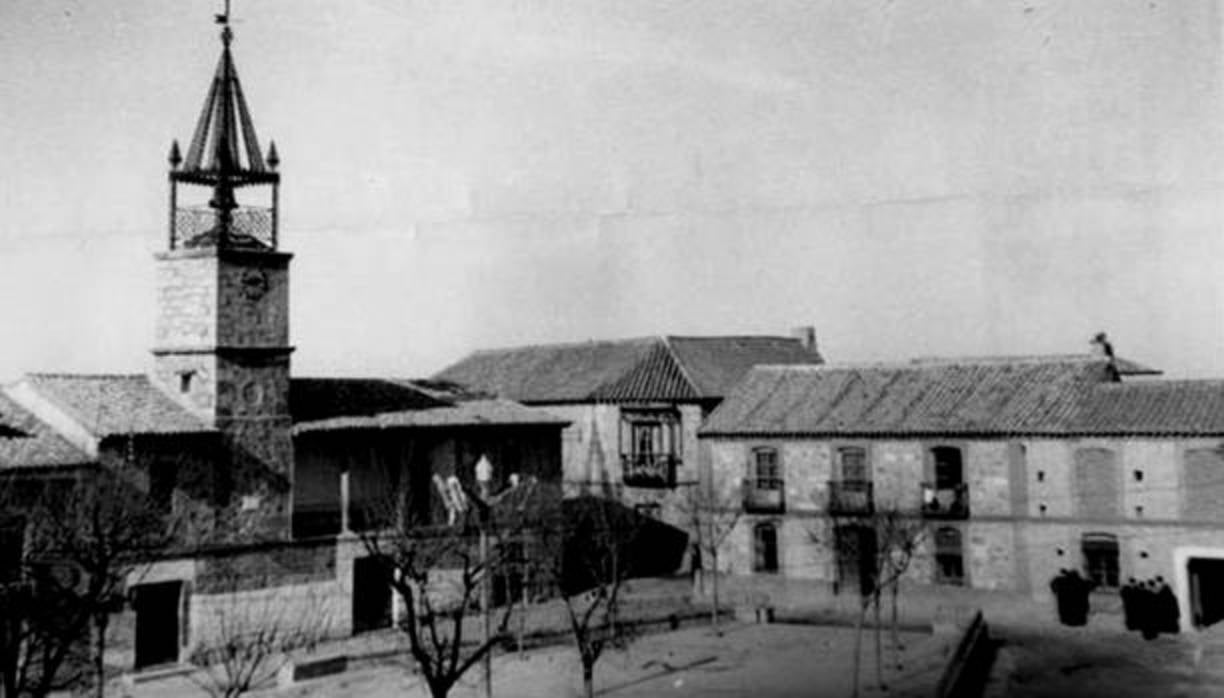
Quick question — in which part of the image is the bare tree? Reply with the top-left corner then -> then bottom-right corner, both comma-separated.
545,496 -> 643,698
188,569 -> 332,698
825,504 -> 926,698
677,473 -> 743,634
0,461 -> 177,698
356,474 -> 549,698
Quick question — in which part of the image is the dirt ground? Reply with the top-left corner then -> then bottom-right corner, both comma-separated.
274,623 -> 940,698
991,621 -> 1224,698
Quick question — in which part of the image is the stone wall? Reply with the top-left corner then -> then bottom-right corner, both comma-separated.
706,434 -> 1224,608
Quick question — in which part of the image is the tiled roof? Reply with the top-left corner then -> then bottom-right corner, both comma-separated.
1073,380 -> 1224,436
294,399 -> 570,435
907,354 -> 1160,376
435,335 -> 823,404
701,358 -> 1116,437
289,378 -> 450,424
24,374 -> 213,437
0,393 -> 94,469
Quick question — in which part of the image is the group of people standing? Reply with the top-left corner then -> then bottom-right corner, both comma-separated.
1121,576 -> 1180,639
1049,569 -> 1181,637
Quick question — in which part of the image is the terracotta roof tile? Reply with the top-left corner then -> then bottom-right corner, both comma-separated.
1073,380 -> 1224,436
0,393 -> 93,469
435,335 -> 822,404
25,374 -> 212,437
702,358 -> 1115,437
293,399 -> 570,435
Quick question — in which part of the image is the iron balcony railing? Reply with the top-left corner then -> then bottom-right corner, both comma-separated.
743,478 -> 786,513
621,453 -> 679,489
827,480 -> 874,516
171,204 -> 276,250
922,482 -> 970,519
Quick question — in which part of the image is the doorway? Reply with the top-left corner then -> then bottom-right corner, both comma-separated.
352,556 -> 392,634
1189,557 -> 1224,629
834,524 -> 877,597
133,581 -> 182,669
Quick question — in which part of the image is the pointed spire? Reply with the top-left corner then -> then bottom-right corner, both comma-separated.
168,140 -> 182,170
177,18 -> 272,183
266,141 -> 279,170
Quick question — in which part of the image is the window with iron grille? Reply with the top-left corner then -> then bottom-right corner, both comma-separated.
1082,533 -> 1120,589
934,526 -> 965,586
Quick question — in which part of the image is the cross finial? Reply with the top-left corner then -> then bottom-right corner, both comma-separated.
216,0 -> 233,45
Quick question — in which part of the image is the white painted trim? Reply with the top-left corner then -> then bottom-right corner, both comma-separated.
3,380 -> 99,458
1172,545 -> 1224,634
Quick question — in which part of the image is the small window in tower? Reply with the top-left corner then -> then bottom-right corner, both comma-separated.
179,371 -> 194,394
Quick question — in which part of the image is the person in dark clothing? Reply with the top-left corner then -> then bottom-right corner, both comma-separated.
1156,577 -> 1180,634
1051,569 -> 1072,625
1065,570 -> 1094,626
1140,579 -> 1160,640
1121,577 -> 1139,631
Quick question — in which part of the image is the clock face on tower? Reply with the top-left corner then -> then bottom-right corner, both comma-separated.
240,269 -> 269,301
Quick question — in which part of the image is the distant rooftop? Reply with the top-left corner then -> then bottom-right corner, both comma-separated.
435,335 -> 823,404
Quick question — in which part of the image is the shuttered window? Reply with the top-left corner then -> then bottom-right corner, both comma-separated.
1074,448 -> 1120,519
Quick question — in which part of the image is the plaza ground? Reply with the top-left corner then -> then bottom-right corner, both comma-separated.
107,575 -> 1224,697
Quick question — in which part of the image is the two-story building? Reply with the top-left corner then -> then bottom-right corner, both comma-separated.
699,353 -> 1224,631
435,331 -> 823,526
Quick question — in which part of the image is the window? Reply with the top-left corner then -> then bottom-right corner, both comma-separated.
1074,448 -> 1120,519
838,447 -> 868,482
178,371 -> 194,394
1081,533 -> 1120,589
931,447 -> 964,488
753,522 -> 779,573
753,448 -> 782,490
620,410 -> 681,487
934,526 -> 965,586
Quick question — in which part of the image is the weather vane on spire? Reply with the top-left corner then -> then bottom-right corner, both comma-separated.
215,0 -> 233,44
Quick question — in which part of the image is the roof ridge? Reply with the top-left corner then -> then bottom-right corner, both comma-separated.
753,356 -> 1112,372
463,336 -> 662,356
27,372 -> 147,380
660,336 -> 702,397
664,334 -> 797,341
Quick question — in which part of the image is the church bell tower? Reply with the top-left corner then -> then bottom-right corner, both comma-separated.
153,13 -> 293,538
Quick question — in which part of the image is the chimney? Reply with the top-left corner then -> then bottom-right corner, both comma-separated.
792,326 -> 818,354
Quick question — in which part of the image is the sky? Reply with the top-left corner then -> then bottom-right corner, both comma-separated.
2,0 -> 1224,380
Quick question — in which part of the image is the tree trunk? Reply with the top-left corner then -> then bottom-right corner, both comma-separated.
891,582 -> 902,670
851,598 -> 867,698
873,593 -> 885,690
583,660 -> 595,698
92,610 -> 109,698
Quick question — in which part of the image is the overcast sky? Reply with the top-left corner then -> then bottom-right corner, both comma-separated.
2,0 -> 1224,380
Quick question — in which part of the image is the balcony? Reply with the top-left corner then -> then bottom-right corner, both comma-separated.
921,482 -> 969,519
743,478 -> 786,513
621,453 -> 679,489
828,480 -> 874,516
171,204 -> 276,250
